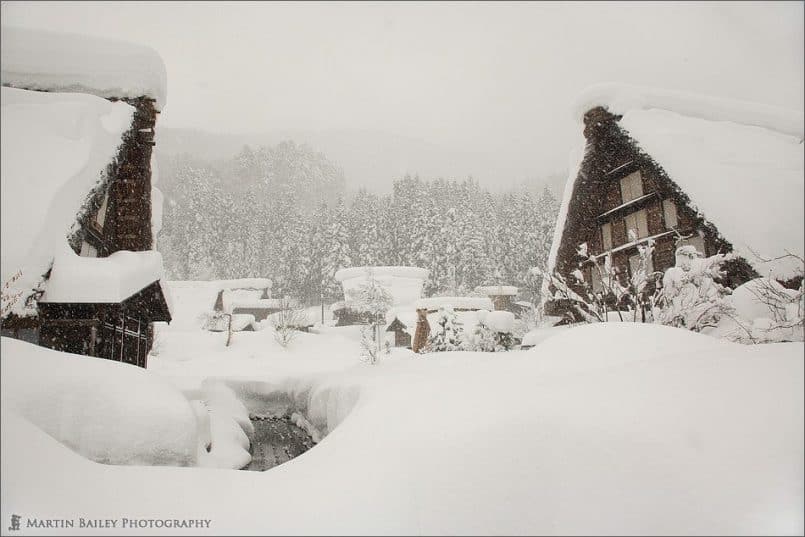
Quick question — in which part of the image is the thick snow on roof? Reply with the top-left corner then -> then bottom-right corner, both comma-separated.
337,266 -> 428,307
621,108 -> 804,278
1,26 -> 167,110
1,87 -> 134,314
575,83 -> 804,138
215,278 -> 273,290
551,83 -> 805,278
334,266 -> 429,282
41,249 -> 165,304
415,296 -> 494,311
475,285 -> 518,296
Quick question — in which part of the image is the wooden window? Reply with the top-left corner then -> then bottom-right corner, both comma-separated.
624,209 -> 649,240
620,171 -> 643,203
79,241 -> 97,257
94,194 -> 109,230
601,222 -> 613,251
662,199 -> 678,229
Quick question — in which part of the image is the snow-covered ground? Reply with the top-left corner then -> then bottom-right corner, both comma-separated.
2,290 -> 803,535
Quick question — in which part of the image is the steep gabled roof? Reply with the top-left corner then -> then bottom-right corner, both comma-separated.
550,83 -> 804,279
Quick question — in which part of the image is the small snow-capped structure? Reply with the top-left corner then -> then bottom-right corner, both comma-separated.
333,266 -> 428,326
211,278 -> 277,321
475,285 -> 518,312
1,28 -> 171,367
547,83 -> 804,318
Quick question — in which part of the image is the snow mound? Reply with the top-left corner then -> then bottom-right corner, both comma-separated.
574,82 -> 804,138
728,278 -> 801,322
1,87 -> 134,315
0,337 -> 197,466
484,310 -> 515,332
41,249 -> 165,303
529,322 -> 736,373
520,325 -> 571,348
1,26 -> 168,110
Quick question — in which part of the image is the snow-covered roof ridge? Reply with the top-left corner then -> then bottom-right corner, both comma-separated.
574,82 -> 804,139
1,25 -> 167,111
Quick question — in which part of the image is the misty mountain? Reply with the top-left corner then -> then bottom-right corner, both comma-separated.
154,127 -> 567,195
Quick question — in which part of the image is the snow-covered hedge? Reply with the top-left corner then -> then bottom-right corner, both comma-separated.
1,337 -> 198,466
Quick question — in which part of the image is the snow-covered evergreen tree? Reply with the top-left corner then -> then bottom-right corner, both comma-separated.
427,306 -> 464,352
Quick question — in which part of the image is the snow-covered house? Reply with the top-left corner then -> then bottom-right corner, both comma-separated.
333,266 -> 428,326
0,27 -> 171,367
212,278 -> 278,321
547,84 -> 804,318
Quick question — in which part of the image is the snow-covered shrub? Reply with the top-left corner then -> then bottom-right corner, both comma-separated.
655,246 -> 734,332
359,323 -> 389,365
715,277 -> 804,344
271,298 -> 308,348
427,306 -> 465,352
470,310 -> 516,352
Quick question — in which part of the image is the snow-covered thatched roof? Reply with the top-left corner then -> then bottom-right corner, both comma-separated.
1,26 -> 168,110
1,87 -> 137,316
550,83 -> 804,279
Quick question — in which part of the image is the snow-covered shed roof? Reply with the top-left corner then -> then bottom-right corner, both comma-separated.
475,285 -> 518,297
41,250 -> 166,305
550,83 -> 804,279
415,296 -> 494,311
1,87 -> 135,315
1,26 -> 167,111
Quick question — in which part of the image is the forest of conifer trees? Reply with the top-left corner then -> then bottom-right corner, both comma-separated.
157,142 -> 559,305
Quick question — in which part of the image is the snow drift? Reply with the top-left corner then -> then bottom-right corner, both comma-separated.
1,337 -> 198,466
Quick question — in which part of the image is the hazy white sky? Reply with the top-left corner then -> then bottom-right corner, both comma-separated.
2,1 -> 803,184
